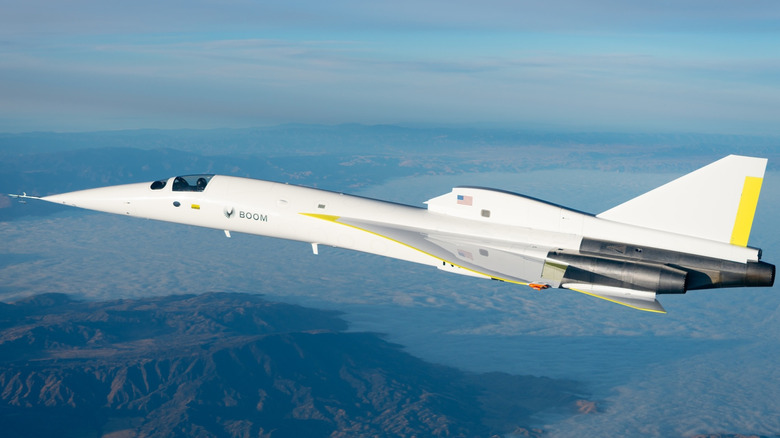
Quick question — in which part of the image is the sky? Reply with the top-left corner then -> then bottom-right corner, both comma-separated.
1,0 -> 779,134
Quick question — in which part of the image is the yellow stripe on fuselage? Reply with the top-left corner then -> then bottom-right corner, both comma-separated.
730,176 -> 763,247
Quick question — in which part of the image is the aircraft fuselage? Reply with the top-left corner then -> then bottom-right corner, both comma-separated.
31,155 -> 775,313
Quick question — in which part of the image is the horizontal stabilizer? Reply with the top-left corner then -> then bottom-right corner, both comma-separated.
597,155 -> 767,246
562,283 -> 666,313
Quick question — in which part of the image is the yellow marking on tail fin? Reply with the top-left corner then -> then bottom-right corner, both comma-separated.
730,176 -> 763,247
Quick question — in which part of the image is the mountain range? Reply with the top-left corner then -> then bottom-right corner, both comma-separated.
0,292 -> 591,437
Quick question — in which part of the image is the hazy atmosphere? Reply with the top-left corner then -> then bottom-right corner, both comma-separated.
1,1 -> 779,437
2,0 -> 780,133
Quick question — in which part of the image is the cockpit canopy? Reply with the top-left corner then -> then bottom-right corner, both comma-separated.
150,174 -> 214,192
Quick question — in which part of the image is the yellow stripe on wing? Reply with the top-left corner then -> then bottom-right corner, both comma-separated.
301,213 -> 341,222
302,213 -> 666,312
730,176 -> 763,247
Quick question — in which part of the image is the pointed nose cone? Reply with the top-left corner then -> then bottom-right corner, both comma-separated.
42,182 -> 152,215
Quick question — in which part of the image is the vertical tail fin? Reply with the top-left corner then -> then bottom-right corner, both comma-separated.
597,155 -> 767,246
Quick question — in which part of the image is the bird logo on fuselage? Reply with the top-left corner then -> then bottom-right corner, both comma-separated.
224,207 -> 235,219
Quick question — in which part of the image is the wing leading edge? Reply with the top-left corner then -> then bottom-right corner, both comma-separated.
301,213 -> 549,285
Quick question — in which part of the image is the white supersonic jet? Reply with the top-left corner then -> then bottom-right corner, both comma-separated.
12,155 -> 774,313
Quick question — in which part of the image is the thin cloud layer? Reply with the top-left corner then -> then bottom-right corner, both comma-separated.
0,1 -> 779,132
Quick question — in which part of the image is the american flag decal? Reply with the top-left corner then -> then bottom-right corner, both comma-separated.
457,194 -> 473,206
